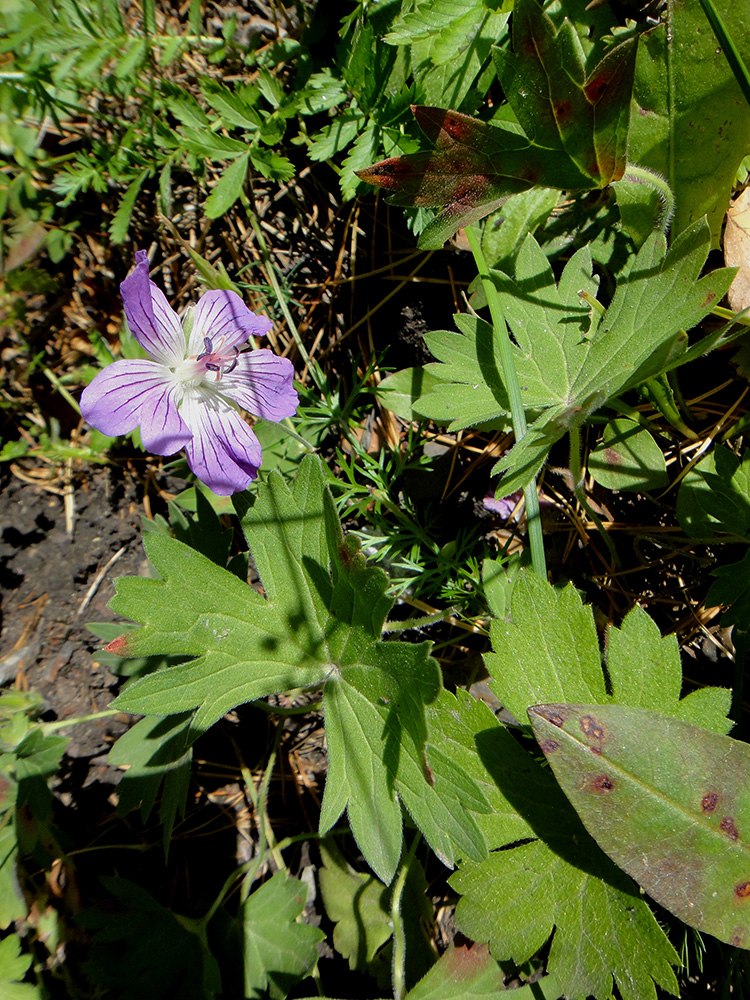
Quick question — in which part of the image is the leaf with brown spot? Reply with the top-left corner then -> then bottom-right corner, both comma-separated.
356,0 -> 639,248
529,702 -> 750,948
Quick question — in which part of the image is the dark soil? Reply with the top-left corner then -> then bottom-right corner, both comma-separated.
0,466 -> 143,757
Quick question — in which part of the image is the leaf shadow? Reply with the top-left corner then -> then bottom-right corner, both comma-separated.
474,724 -> 644,900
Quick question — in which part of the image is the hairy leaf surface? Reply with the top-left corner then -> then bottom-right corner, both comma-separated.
109,456 -> 487,883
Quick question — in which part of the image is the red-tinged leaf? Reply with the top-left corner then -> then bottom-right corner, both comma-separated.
356,107 -> 592,249
407,941 -> 562,1000
528,702 -> 750,949
104,634 -> 132,656
357,0 -> 639,248
496,1 -> 637,184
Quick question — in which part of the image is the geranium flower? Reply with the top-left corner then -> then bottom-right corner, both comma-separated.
81,250 -> 298,495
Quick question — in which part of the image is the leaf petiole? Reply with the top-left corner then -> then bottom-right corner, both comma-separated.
465,226 -> 546,579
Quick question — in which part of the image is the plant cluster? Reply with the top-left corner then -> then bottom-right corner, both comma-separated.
3,0 -> 750,999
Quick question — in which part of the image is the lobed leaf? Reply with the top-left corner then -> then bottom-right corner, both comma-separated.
109,456 -> 487,883
357,0 -> 639,247
241,872 -> 324,999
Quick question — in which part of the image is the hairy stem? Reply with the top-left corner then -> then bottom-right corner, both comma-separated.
466,226 -> 547,579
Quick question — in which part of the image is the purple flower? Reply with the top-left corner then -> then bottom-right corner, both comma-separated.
81,251 -> 298,495
483,486 -> 523,520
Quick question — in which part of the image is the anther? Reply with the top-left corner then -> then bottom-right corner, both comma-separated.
223,347 -> 240,375
196,336 -> 214,361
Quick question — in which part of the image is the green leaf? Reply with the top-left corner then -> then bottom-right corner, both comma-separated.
491,219 -> 734,493
178,127 -> 249,160
357,0 -> 638,247
436,689 -> 680,1000
606,604 -> 732,734
0,935 -> 40,1000
487,570 -> 732,734
528,702 -> 750,948
204,152 -> 250,218
385,0 -> 489,46
107,714 -> 193,854
481,187 -> 560,272
109,169 -> 149,244
485,570 -> 606,726
480,555 -> 520,620
108,456 -> 485,883
411,7 -> 509,111
318,842 -> 392,975
200,80 -> 260,130
249,147 -> 295,182
677,445 -> 750,538
308,110 -> 364,162
376,367 -> 442,421
707,548 -> 750,627
0,825 -> 25,929
242,871 -> 324,999
81,877 -> 221,1000
414,314 -> 510,431
629,2 -> 750,243
589,417 -> 668,492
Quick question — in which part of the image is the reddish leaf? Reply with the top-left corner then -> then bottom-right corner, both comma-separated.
356,0 -> 639,248
529,702 -> 750,949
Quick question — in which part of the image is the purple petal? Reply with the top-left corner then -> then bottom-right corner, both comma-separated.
181,399 -> 262,495
80,359 -> 191,455
219,350 -> 299,421
483,487 -> 523,519
189,290 -> 273,355
121,250 -> 185,365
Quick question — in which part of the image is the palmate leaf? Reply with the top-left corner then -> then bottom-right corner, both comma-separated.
241,872 -> 324,999
108,456 -> 487,883
528,703 -> 750,949
356,0 -> 638,248
416,217 -> 734,492
439,571 -> 732,999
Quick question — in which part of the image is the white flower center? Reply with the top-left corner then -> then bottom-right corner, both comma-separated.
172,335 -> 240,389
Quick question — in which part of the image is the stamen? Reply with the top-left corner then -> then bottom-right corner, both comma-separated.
205,362 -> 221,372
223,347 -> 240,375
196,336 -> 214,361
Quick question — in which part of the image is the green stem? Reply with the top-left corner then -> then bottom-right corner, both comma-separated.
44,367 -> 81,416
42,709 -> 119,734
569,426 -> 619,568
621,165 -> 675,234
391,832 -> 421,1000
641,373 -> 698,440
697,0 -> 750,109
465,226 -> 546,579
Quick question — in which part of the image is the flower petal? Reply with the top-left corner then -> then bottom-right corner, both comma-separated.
219,350 -> 299,421
121,250 -> 185,365
80,359 -> 191,455
181,396 -> 262,495
189,290 -> 273,355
